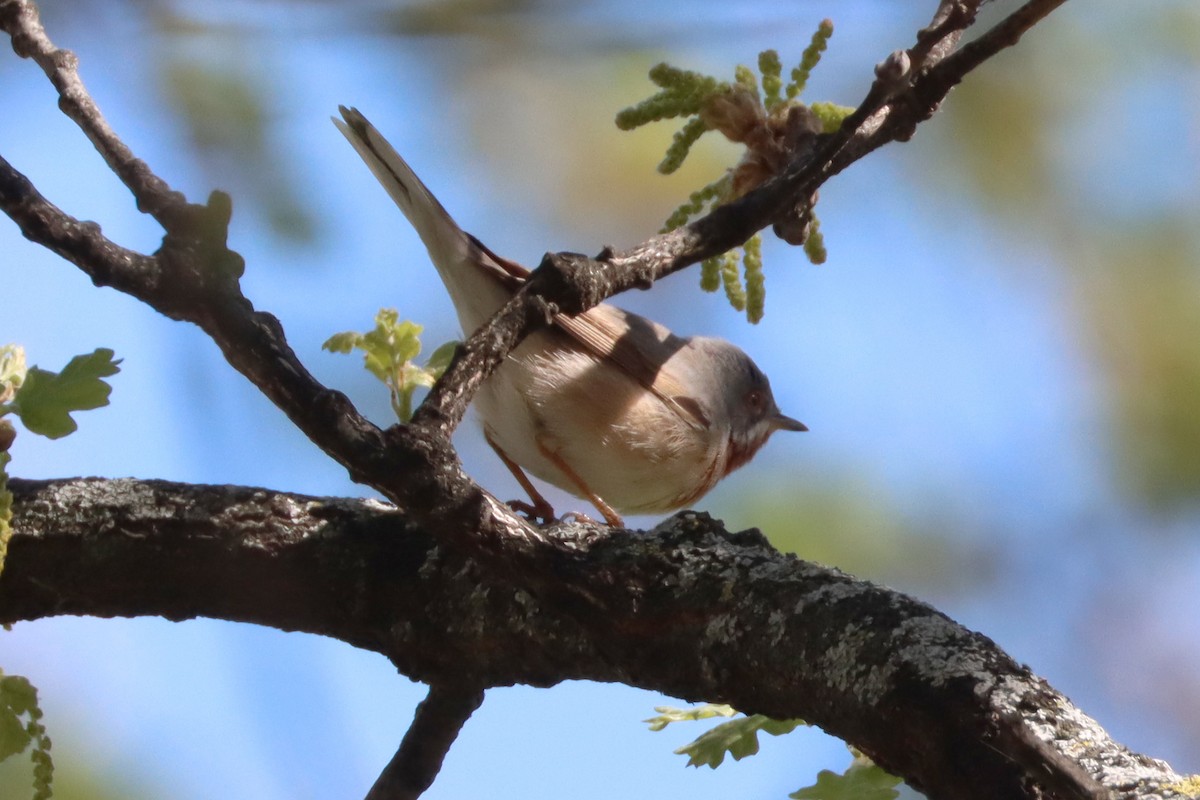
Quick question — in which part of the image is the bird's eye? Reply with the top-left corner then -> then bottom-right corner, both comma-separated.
745,389 -> 766,414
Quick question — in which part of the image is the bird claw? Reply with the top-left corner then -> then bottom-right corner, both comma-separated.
506,498 -> 557,525
505,500 -> 620,529
560,510 -> 606,526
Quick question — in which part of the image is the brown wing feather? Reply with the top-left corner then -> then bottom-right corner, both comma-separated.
554,305 -> 709,431
466,227 -> 707,432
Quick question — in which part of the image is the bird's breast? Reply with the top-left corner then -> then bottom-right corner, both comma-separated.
481,341 -> 730,514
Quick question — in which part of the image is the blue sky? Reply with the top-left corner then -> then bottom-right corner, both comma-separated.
2,1 -> 1198,798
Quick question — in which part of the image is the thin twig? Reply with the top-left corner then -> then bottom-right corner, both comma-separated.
0,152 -> 158,282
919,0 -> 1072,101
365,685 -> 486,800
468,0 -> 1070,324
0,0 -> 186,226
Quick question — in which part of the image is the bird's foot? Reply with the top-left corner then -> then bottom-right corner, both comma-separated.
506,498 -> 557,525
563,508 -> 624,528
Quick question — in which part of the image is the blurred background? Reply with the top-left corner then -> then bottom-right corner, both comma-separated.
2,1 -> 1198,798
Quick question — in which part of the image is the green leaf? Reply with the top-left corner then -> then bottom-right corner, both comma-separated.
11,349 -> 120,438
0,671 -> 54,798
389,320 -> 424,365
0,704 -> 31,762
0,345 -> 27,405
321,331 -> 359,354
0,674 -> 37,716
0,674 -> 37,761
671,712 -> 806,769
790,755 -> 902,800
325,310 -> 457,422
424,341 -> 460,378
645,704 -> 738,731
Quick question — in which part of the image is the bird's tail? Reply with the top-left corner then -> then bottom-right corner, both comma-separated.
335,106 -> 526,331
333,106 -> 477,283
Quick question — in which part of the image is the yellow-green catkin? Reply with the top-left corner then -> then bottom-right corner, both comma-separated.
700,256 -> 721,292
615,92 -> 679,129
743,235 -> 765,323
809,101 -> 855,133
615,65 -> 723,130
734,64 -> 759,96
788,19 -> 834,99
720,250 -> 746,311
658,116 -> 709,174
758,50 -> 783,110
803,215 -> 827,265
662,175 -> 731,232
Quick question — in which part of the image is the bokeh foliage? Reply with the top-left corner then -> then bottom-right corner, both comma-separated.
926,5 -> 1200,515
4,2 -> 1199,798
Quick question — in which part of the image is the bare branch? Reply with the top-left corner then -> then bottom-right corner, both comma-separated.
0,152 -> 158,284
918,0 -> 1072,102
366,685 -> 486,800
0,0 -> 185,226
0,146 -> 400,495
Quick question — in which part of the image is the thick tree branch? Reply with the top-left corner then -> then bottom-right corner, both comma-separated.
2,478 -> 1190,800
366,685 -> 486,800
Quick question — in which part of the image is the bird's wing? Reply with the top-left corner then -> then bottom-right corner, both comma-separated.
555,304 -> 711,431
472,235 -> 708,430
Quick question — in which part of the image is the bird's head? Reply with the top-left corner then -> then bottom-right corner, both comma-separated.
685,337 -> 806,475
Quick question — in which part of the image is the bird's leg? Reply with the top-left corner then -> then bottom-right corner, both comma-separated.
535,441 -> 625,528
485,433 -> 557,524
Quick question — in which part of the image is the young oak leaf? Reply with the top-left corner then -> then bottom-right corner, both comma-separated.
667,711 -> 806,769
6,348 -> 120,439
0,345 -> 27,404
0,673 -> 36,761
0,671 -> 54,800
645,704 -> 738,731
789,753 -> 901,800
324,309 -> 459,423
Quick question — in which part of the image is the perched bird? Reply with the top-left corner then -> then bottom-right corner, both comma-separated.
335,106 -> 805,527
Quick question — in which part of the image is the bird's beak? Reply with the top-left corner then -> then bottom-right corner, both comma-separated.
772,413 -> 808,432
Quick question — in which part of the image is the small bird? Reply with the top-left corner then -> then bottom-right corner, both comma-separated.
335,106 -> 805,527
